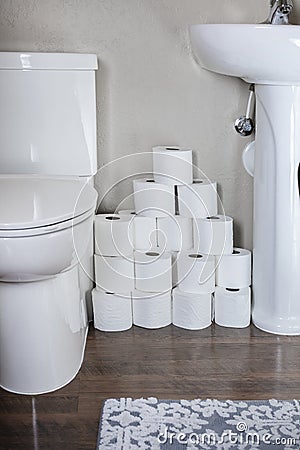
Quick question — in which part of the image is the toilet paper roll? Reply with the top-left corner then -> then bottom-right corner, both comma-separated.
118,209 -> 136,216
133,178 -> 175,217
172,287 -> 212,330
178,180 -> 218,218
92,288 -> 132,332
216,248 -> 252,288
194,215 -> 233,255
134,251 -> 172,293
214,286 -> 251,328
116,212 -> 158,250
94,254 -> 135,294
134,215 -> 158,251
177,250 -> 215,294
132,290 -> 172,329
94,214 -> 134,257
152,146 -> 193,185
157,216 -> 193,252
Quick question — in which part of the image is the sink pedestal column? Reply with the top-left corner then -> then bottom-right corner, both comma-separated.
252,85 -> 300,334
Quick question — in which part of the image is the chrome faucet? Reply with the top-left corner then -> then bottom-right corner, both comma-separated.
265,0 -> 293,24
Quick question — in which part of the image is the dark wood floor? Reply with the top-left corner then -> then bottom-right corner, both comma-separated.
1,323 -> 300,449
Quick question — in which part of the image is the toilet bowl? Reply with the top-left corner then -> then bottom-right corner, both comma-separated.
0,52 -> 98,394
0,175 -> 98,394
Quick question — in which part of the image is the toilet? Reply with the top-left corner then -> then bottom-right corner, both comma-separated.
0,52 -> 98,395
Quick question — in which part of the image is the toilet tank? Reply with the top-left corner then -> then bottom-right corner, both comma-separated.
0,52 -> 97,176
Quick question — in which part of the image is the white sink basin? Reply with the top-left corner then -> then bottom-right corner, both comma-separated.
189,24 -> 300,84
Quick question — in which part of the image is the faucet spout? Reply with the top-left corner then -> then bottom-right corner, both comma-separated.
266,0 -> 293,24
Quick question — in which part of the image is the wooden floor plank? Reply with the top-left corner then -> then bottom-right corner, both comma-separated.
1,323 -> 300,449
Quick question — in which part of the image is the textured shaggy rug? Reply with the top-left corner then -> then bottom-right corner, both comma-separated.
97,398 -> 300,449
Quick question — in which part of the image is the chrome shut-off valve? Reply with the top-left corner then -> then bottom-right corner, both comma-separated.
235,84 -> 255,137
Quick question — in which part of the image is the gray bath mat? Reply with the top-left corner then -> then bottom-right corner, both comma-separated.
97,397 -> 300,449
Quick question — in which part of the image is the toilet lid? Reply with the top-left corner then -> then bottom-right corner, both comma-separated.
0,176 -> 98,230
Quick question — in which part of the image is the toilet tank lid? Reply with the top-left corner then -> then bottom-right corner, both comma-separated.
0,52 -> 98,70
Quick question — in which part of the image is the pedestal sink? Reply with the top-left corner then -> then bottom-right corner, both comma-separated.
190,24 -> 300,335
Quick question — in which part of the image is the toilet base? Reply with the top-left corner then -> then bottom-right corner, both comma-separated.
0,266 -> 89,395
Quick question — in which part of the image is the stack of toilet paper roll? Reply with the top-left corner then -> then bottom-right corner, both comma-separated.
214,248 -> 252,328
133,251 -> 172,329
92,213 -> 173,331
173,251 -> 215,330
92,145 -> 252,332
92,213 -> 135,332
133,146 -> 218,219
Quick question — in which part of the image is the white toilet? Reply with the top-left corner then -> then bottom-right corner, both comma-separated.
0,52 -> 98,395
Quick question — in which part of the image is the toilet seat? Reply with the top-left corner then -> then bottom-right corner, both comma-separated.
0,175 -> 98,237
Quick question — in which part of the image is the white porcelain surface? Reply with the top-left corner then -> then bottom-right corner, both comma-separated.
0,51 -> 97,70
0,52 -> 97,176
190,24 -> 300,334
189,24 -> 300,84
0,52 -> 98,393
0,266 -> 88,395
242,141 -> 255,177
0,176 -> 97,229
0,212 -> 94,282
252,85 -> 300,335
